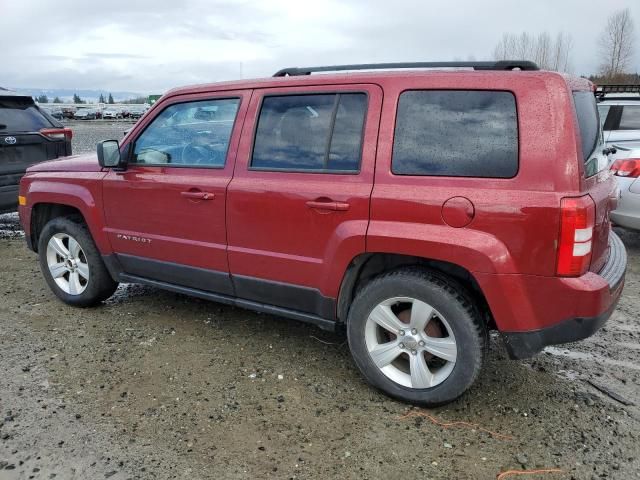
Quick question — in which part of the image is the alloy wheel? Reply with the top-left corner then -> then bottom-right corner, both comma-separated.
364,297 -> 457,389
46,233 -> 89,295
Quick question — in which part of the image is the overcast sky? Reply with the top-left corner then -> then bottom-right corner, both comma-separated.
2,0 -> 639,94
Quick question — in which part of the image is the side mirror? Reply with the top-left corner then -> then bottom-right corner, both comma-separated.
97,140 -> 124,168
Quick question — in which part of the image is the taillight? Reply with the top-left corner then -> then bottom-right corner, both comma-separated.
610,158 -> 640,177
40,128 -> 73,141
556,195 -> 595,277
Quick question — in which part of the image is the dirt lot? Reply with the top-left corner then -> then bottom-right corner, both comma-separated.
0,123 -> 639,479
63,120 -> 133,154
1,221 -> 639,480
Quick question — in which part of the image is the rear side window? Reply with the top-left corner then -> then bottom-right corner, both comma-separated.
572,92 -> 600,162
251,93 -> 367,172
0,98 -> 54,132
392,90 -> 518,178
619,106 -> 640,130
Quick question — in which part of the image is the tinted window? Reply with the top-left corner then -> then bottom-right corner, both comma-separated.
597,104 -> 610,129
132,98 -> 239,167
573,92 -> 600,162
0,98 -> 54,132
392,90 -> 518,177
619,106 -> 640,130
251,93 -> 367,172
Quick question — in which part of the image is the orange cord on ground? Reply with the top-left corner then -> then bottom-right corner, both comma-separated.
496,468 -> 565,479
399,410 -> 514,440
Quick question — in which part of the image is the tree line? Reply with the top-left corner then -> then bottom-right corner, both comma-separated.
36,93 -> 147,104
493,7 -> 636,83
36,93 -> 116,104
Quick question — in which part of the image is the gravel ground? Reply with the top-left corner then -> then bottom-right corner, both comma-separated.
63,120 -> 135,154
0,123 -> 639,479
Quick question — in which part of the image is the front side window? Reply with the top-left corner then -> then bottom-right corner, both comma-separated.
392,90 -> 518,178
619,105 -> 640,130
251,93 -> 367,172
132,98 -> 240,167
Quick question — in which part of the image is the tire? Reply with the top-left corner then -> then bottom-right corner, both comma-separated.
347,267 -> 486,406
38,217 -> 118,307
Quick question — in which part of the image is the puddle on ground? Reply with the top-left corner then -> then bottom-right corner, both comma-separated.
555,368 -> 582,381
616,341 -> 640,351
611,323 -> 640,334
544,346 -> 640,371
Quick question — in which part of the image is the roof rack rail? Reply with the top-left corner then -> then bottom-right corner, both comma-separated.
273,60 -> 539,77
595,84 -> 640,95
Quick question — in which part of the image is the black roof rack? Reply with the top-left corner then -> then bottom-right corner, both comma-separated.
596,84 -> 640,93
595,84 -> 640,95
273,60 -> 539,77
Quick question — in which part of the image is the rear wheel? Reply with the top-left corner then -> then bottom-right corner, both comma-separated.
347,267 -> 486,406
38,217 -> 118,307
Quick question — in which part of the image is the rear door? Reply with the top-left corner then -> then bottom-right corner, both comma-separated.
102,91 -> 250,295
226,84 -> 382,317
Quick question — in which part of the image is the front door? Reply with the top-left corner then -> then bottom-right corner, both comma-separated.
102,91 -> 250,295
227,84 -> 382,317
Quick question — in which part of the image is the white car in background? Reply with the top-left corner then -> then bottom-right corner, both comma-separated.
597,85 -> 640,147
609,142 -> 640,231
103,109 -> 122,120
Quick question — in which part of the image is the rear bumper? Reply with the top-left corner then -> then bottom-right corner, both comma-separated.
476,231 -> 627,359
502,296 -> 620,359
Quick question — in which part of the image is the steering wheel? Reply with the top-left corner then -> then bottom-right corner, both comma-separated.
180,143 -> 210,165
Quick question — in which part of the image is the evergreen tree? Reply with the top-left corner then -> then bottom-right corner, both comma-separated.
72,93 -> 84,104
99,93 -> 106,103
52,96 -> 63,103
36,94 -> 49,103
108,93 -> 115,104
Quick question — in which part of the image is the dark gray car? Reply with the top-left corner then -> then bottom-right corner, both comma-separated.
0,89 -> 72,212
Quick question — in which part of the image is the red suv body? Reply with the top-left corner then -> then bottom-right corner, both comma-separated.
18,62 -> 627,405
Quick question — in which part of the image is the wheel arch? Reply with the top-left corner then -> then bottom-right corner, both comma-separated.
336,253 -> 494,329
30,203 -> 85,252
25,179 -> 110,254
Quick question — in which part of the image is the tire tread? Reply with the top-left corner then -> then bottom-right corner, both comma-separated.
38,216 -> 118,307
346,266 -> 487,406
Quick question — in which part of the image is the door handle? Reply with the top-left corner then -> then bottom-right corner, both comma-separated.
305,200 -> 350,211
181,191 -> 215,200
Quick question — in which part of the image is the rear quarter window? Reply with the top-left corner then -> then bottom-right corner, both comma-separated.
573,91 -> 604,176
0,98 -> 54,132
392,90 -> 518,178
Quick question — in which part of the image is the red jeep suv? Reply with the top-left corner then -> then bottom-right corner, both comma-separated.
18,61 -> 627,405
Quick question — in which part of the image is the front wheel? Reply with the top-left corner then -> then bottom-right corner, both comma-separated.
38,217 -> 118,307
347,268 -> 486,406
